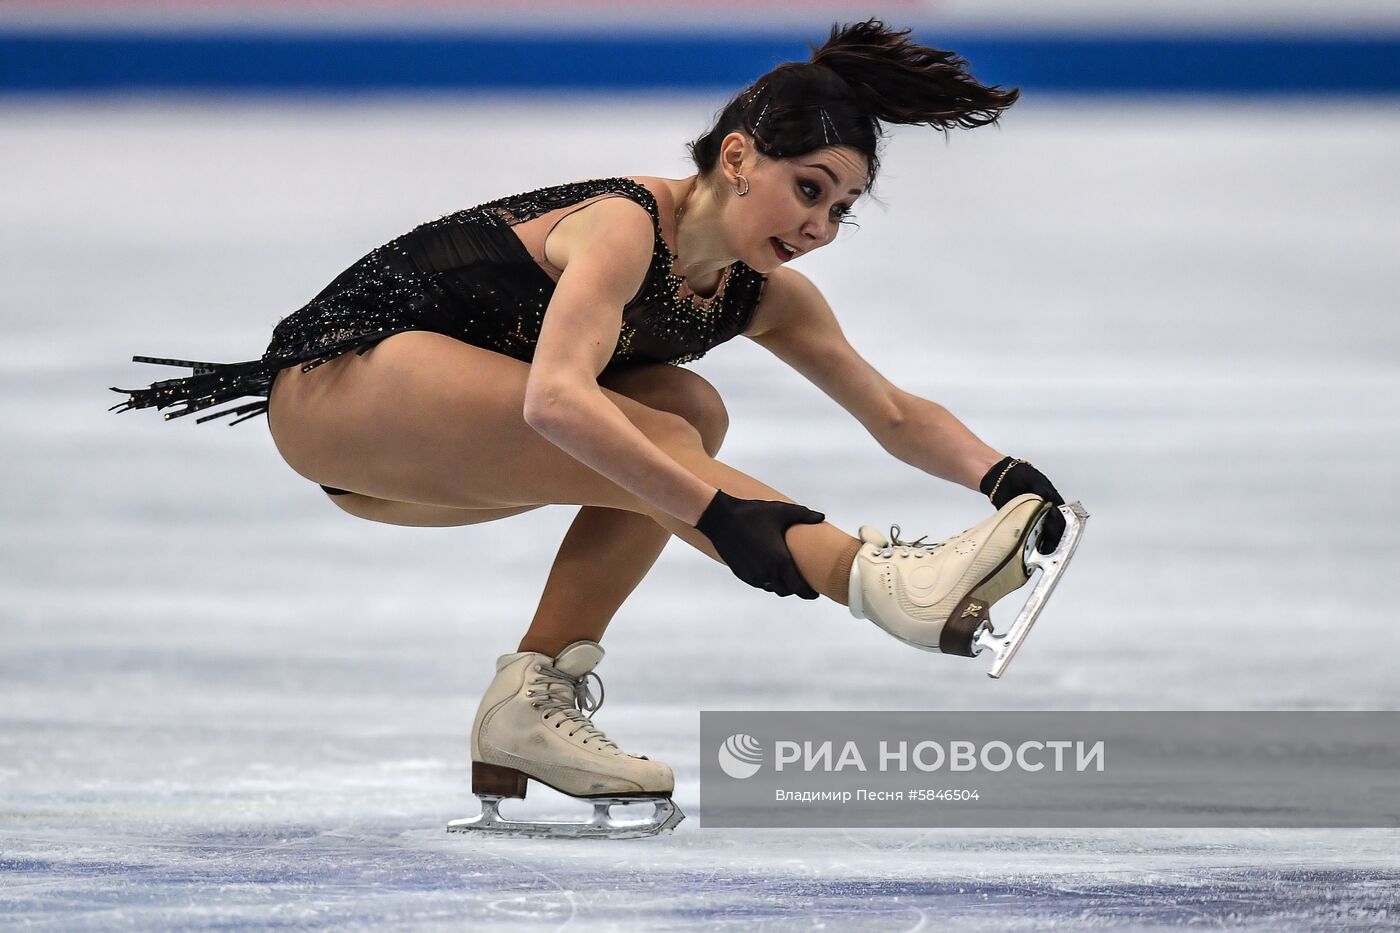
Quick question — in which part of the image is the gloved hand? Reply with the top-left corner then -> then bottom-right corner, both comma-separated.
694,489 -> 825,599
979,457 -> 1066,554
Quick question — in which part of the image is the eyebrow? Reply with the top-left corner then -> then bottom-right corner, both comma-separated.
804,163 -> 863,197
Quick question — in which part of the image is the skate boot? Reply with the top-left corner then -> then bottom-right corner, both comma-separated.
849,493 -> 1087,675
446,640 -> 683,839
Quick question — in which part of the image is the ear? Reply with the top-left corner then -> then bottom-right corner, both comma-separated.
718,132 -> 749,183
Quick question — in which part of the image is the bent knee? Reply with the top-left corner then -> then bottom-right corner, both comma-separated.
606,365 -> 729,456
634,406 -> 711,458
687,385 -> 730,456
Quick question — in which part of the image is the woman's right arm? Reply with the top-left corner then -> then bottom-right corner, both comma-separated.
521,198 -> 717,525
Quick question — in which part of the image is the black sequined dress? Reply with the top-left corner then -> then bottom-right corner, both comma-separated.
109,178 -> 766,427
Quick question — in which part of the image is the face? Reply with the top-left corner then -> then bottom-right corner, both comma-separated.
718,134 -> 868,272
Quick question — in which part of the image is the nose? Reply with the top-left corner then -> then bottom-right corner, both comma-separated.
800,212 -> 836,245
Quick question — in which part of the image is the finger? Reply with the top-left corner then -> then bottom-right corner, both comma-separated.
774,565 -> 799,597
1036,510 -> 1066,554
778,503 -> 824,525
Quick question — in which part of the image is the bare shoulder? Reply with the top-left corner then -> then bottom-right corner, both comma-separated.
545,194 -> 655,277
623,175 -> 679,216
745,266 -> 835,339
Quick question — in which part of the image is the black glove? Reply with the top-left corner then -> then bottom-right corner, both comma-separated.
978,457 -> 1066,555
694,489 -> 825,599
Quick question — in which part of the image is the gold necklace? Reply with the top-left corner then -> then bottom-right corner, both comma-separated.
672,179 -> 727,302
672,180 -> 695,275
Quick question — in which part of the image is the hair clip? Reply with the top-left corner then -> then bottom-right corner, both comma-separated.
819,108 -> 842,146
751,99 -> 771,134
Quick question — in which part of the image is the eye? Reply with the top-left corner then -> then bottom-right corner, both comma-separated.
800,179 -> 854,220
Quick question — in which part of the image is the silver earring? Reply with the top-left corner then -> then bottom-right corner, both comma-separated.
734,173 -> 749,197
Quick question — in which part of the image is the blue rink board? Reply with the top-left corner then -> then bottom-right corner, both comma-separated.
2,31 -> 1398,93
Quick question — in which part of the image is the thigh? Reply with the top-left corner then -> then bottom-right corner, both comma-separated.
322,490 -> 542,527
266,331 -> 701,511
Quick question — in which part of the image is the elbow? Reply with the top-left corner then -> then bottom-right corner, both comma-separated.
873,392 -> 918,451
877,391 -> 912,435
522,379 -> 583,433
522,388 -> 558,432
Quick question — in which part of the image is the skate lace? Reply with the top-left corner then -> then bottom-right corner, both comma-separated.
527,665 -> 618,751
881,524 -> 947,559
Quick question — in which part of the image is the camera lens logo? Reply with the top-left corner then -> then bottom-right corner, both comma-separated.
717,733 -> 763,779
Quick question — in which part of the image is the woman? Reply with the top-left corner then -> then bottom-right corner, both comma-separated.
111,20 -> 1069,836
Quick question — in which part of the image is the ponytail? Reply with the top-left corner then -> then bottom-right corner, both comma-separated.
810,19 -> 1019,131
688,19 -> 1019,189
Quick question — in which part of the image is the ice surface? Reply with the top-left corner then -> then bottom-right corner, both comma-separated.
2,96 -> 1399,929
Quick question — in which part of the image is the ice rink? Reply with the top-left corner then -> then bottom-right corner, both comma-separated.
3,96 -> 1399,928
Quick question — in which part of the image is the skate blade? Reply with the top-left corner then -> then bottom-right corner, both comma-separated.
446,795 -> 684,840
973,501 -> 1088,679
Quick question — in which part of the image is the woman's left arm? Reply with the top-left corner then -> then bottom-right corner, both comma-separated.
745,267 -> 1002,491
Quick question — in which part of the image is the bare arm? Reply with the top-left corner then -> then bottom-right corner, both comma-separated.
746,267 -> 1002,492
879,396 -> 1003,491
522,198 -> 717,524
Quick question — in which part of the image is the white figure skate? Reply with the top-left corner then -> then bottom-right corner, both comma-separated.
848,494 -> 1088,677
447,640 -> 683,839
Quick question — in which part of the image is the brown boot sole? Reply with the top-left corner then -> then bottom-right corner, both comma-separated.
472,760 -> 673,801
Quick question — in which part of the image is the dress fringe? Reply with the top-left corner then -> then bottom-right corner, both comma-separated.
108,329 -> 413,427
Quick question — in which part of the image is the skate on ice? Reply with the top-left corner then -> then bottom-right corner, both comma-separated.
847,493 -> 1089,677
447,640 -> 683,839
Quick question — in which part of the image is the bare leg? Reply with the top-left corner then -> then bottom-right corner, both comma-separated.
321,494 -> 540,527
516,507 -> 672,655
326,491 -> 686,654
316,374 -> 858,656
521,362 -> 791,655
267,332 -> 862,616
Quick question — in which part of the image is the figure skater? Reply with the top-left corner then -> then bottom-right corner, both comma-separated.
111,20 -> 1073,837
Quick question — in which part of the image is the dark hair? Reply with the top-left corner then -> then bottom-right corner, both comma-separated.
687,19 -> 1020,193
